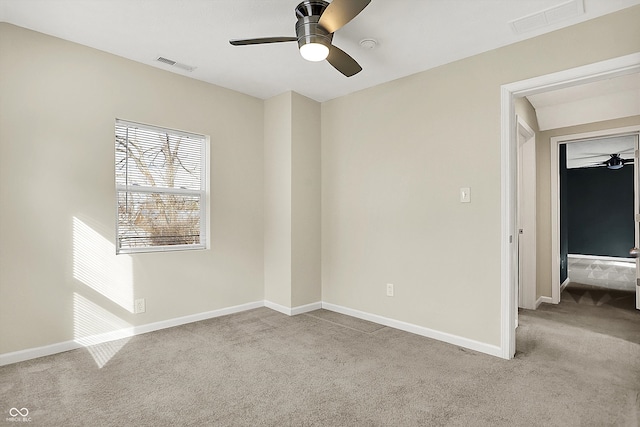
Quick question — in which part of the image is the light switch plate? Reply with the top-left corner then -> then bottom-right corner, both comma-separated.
460,187 -> 471,203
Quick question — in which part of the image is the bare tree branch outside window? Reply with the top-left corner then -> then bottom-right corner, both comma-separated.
115,121 -> 205,253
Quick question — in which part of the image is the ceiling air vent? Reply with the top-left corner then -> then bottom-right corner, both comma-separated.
155,56 -> 196,72
510,0 -> 585,34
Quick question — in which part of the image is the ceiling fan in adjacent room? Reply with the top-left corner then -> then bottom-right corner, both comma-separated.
229,0 -> 370,77
581,151 -> 634,170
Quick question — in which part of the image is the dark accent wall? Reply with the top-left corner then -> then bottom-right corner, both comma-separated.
566,164 -> 634,258
559,145 -> 568,283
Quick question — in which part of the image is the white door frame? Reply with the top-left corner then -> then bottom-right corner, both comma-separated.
550,126 -> 640,305
499,52 -> 640,360
635,136 -> 640,310
517,117 -> 537,310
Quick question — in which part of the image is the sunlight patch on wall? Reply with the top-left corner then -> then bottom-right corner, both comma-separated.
73,293 -> 133,368
73,217 -> 134,312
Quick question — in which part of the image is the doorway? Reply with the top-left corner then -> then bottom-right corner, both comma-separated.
500,52 -> 640,360
551,130 -> 639,302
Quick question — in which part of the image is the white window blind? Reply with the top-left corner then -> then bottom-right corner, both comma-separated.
115,119 -> 207,254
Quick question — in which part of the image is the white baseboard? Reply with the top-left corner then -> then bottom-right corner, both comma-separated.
535,296 -> 554,308
291,301 -> 322,315
133,300 -> 264,335
560,277 -> 570,293
321,302 -> 502,358
1,299 -> 501,366
264,300 -> 291,315
0,300 -> 264,367
264,300 -> 322,316
568,253 -> 634,262
0,340 -> 81,367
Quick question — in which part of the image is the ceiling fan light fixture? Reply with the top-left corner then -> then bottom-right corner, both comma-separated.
296,14 -> 331,62
607,163 -> 623,170
607,154 -> 624,170
300,42 -> 329,61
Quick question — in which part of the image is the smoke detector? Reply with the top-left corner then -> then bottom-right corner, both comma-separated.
359,38 -> 378,50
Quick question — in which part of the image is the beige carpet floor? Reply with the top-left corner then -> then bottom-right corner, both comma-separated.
1,285 -> 639,426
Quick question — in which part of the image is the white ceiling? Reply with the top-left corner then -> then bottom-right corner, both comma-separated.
1,0 -> 639,102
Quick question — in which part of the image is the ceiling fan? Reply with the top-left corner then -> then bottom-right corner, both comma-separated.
582,153 -> 634,170
229,0 -> 370,77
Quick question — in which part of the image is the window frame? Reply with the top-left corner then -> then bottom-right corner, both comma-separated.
115,118 -> 209,255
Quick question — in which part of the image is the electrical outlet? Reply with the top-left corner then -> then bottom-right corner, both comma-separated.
134,298 -> 146,314
386,283 -> 394,297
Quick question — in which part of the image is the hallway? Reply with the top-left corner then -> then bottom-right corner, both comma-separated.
516,282 -> 639,424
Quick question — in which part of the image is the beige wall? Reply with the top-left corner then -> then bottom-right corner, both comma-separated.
536,115 -> 640,298
0,24 -> 265,354
264,93 -> 293,306
291,93 -> 322,307
321,7 -> 640,346
264,92 -> 321,308
515,98 -> 540,133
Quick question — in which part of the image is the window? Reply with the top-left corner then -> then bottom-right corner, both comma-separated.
115,119 -> 207,254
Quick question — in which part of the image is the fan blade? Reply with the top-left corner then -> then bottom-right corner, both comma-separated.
319,0 -> 371,33
622,158 -> 634,164
327,45 -> 362,77
230,37 -> 297,46
572,153 -> 613,160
